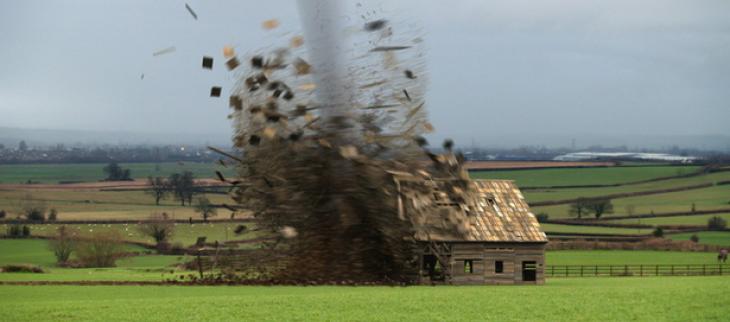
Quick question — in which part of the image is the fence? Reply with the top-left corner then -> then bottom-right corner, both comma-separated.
546,264 -> 728,278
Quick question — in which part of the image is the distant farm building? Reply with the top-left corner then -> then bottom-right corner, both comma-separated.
394,177 -> 548,285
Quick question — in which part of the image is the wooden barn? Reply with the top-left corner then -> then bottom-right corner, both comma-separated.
394,176 -> 548,285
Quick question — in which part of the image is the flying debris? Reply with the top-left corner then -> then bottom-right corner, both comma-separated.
202,56 -> 214,69
152,46 -> 176,56
293,58 -> 311,75
290,36 -> 304,48
226,57 -> 240,70
403,89 -> 411,101
262,19 -> 279,30
371,46 -> 411,52
185,3 -> 198,20
223,46 -> 235,58
364,19 -> 387,31
202,9 -> 438,285
210,86 -> 222,97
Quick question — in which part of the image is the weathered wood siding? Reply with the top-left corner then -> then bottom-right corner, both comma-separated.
423,242 -> 546,285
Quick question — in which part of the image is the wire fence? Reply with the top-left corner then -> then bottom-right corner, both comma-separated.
546,264 -> 729,278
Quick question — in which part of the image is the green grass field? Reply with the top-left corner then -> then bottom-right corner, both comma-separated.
0,162 -> 235,184
540,223 -> 650,235
0,239 -> 187,282
669,232 -> 730,247
608,213 -> 730,226
471,165 -> 700,187
1,222 -> 260,246
533,184 -> 730,219
0,190 -> 232,221
1,277 -> 729,321
547,250 -> 720,265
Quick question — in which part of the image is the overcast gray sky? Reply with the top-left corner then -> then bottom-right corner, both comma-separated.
1,0 -> 729,147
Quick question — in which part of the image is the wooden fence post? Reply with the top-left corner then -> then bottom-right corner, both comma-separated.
655,265 -> 659,276
595,265 -> 598,276
671,265 -> 674,276
580,266 -> 584,277
640,265 -> 643,277
624,265 -> 628,276
703,264 -> 706,276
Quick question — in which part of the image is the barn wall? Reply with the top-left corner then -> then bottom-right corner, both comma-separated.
426,242 -> 546,285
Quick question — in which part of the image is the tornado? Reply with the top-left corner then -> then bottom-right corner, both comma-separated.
296,0 -> 351,123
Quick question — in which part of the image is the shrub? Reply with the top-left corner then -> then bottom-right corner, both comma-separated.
48,208 -> 58,221
690,234 -> 700,243
21,225 -> 31,237
138,212 -> 175,247
0,209 -> 6,219
20,193 -> 46,222
652,227 -> 664,238
7,224 -> 22,237
1,264 -> 44,273
76,230 -> 125,267
708,216 -> 727,230
48,226 -> 78,264
234,224 -> 248,235
535,213 -> 549,223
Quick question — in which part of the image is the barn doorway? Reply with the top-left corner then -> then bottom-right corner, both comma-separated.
422,255 -> 445,281
522,261 -> 537,282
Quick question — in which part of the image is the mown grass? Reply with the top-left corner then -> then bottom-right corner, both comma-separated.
669,232 -> 730,247
1,277 -> 729,321
0,162 -> 235,184
470,165 -> 700,187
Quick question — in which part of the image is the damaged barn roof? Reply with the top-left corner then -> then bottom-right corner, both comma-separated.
395,177 -> 548,243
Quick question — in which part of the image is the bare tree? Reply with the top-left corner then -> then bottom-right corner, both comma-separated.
138,212 -> 175,248
194,197 -> 217,222
76,230 -> 125,267
146,176 -> 168,205
48,226 -> 77,265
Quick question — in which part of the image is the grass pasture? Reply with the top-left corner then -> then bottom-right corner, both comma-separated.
0,162 -> 234,184
547,250 -> 720,265
1,222 -> 260,246
532,183 -> 730,219
669,232 -> 730,247
0,189 -> 232,221
1,277 -> 729,321
540,223 -> 650,235
608,213 -> 730,226
471,165 -> 700,188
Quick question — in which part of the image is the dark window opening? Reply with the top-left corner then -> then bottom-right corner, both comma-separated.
485,197 -> 496,206
495,260 -> 504,273
464,260 -> 474,274
522,261 -> 537,282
